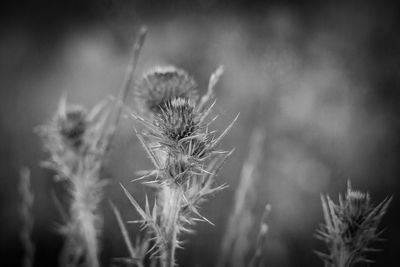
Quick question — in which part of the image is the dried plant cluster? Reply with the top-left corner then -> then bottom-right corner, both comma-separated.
316,182 -> 392,267
21,28 -> 392,267
119,65 -> 237,267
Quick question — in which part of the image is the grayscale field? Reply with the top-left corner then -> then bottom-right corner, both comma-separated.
0,1 -> 399,267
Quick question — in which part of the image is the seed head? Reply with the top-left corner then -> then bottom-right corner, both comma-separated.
136,66 -> 198,114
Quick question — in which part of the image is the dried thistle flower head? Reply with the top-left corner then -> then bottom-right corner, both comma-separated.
136,66 -> 198,114
57,104 -> 88,148
316,181 -> 392,267
38,96 -> 113,163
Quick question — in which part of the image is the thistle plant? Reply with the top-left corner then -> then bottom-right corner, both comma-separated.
120,65 -> 236,267
315,181 -> 392,267
37,97 -> 113,267
37,28 -> 147,267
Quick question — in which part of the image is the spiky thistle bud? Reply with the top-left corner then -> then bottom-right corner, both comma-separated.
155,97 -> 200,141
316,181 -> 392,267
136,66 -> 198,114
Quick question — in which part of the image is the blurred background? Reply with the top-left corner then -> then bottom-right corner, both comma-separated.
1,0 -> 400,266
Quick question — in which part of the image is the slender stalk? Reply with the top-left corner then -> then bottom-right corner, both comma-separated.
249,204 -> 271,267
19,167 -> 35,267
109,200 -> 136,260
105,27 -> 147,152
109,200 -> 147,267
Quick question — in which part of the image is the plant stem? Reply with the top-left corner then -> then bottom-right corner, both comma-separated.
19,167 -> 35,267
161,185 -> 182,267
